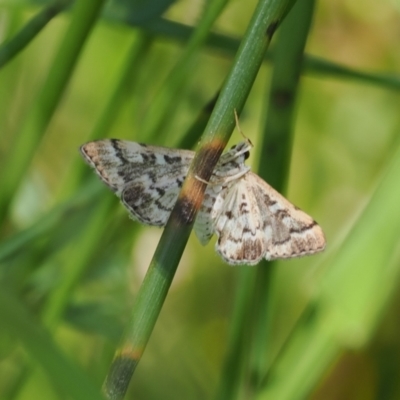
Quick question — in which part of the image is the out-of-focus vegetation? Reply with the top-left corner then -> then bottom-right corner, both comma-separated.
1,0 -> 400,399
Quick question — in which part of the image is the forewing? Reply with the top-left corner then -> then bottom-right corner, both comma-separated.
121,174 -> 185,226
80,139 -> 194,225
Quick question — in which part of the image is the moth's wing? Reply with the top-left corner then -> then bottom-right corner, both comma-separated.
248,173 -> 325,260
194,185 -> 224,245
121,173 -> 186,226
211,177 -> 270,265
80,139 -> 194,225
213,173 -> 326,265
80,139 -> 194,194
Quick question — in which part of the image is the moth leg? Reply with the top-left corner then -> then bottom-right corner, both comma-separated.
195,170 -> 249,186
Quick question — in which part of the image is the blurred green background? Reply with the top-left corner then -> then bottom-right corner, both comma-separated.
1,0 -> 400,399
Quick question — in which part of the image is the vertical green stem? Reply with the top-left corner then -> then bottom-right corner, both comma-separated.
142,0 -> 230,141
216,0 -> 315,397
0,0 -> 106,225
250,0 -> 316,387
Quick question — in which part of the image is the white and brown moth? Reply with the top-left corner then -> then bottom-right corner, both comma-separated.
80,139 -> 325,265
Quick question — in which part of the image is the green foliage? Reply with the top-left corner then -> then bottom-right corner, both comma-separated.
1,0 -> 400,399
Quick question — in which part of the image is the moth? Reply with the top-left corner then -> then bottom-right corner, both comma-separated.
80,139 -> 325,265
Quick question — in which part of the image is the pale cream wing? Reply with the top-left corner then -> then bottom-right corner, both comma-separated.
253,173 -> 325,260
212,176 -> 271,265
213,172 -> 326,265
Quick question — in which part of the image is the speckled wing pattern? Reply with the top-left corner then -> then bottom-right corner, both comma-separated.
80,139 -> 194,226
80,139 -> 325,265
205,172 -> 326,265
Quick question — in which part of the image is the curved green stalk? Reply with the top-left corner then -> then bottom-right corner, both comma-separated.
111,14 -> 400,91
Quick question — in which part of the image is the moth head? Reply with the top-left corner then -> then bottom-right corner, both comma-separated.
230,141 -> 252,159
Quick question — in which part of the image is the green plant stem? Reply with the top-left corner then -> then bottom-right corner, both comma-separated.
256,136 -> 400,400
42,195 -> 116,329
0,182 -> 101,263
0,0 -> 106,226
103,0 -> 297,398
141,0 -> 230,141
0,286 -> 104,400
112,14 -> 400,91
215,1 -> 316,397
214,269 -> 257,400
41,33 -> 153,328
7,196 -> 116,400
0,0 -> 71,69
59,32 -> 153,198
250,0 -> 316,383
177,91 -> 219,150
259,0 -> 316,190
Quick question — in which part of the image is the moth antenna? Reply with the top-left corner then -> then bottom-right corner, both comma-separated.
234,109 -> 253,147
